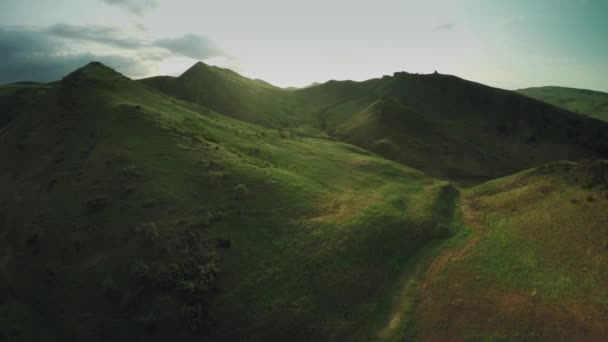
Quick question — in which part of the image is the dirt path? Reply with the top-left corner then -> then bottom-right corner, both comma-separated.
419,201 -> 482,293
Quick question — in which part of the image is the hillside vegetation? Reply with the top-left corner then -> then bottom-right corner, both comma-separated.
518,86 -> 608,122
142,64 -> 608,183
3,62 -> 608,341
0,62 -> 460,341
415,160 -> 608,340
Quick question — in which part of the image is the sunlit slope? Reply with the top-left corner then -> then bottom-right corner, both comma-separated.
0,62 -> 456,341
415,160 -> 608,340
518,86 -> 608,122
139,62 -> 307,131
142,64 -> 608,182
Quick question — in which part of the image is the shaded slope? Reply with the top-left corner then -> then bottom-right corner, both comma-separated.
415,160 -> 608,340
0,62 -> 455,341
142,64 -> 608,182
300,72 -> 608,182
518,86 -> 608,122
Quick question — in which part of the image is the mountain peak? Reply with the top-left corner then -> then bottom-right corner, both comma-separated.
62,61 -> 130,85
179,61 -> 216,80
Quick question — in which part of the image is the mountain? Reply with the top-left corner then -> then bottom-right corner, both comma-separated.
142,64 -> 608,183
3,61 -> 608,341
0,62 -> 458,341
517,86 -> 608,122
139,62 -> 304,131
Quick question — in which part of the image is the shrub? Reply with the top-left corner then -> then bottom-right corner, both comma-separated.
136,312 -> 159,331
86,196 -> 108,213
102,277 -> 121,299
187,216 -> 211,230
233,184 -> 249,200
135,222 -> 159,241
131,259 -> 151,284
181,304 -> 205,332
122,164 -> 142,178
217,238 -> 231,249
120,290 -> 138,313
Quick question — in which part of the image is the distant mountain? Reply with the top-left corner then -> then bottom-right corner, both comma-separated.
517,86 -> 608,122
139,62 -> 299,129
142,63 -> 608,183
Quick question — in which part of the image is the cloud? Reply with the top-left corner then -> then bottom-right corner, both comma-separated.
46,23 -> 142,49
154,34 -> 226,60
0,25 -> 229,83
499,15 -> 526,28
0,26 -> 149,83
100,0 -> 158,15
432,23 -> 456,32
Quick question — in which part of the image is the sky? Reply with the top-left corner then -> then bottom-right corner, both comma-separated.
0,0 -> 607,92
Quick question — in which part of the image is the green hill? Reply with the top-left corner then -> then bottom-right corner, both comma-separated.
517,86 -> 608,122
0,62 -> 459,341
415,160 -> 608,340
4,62 -> 608,341
139,62 -> 306,132
142,64 -> 608,183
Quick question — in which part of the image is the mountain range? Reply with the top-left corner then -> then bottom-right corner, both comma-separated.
1,61 -> 608,341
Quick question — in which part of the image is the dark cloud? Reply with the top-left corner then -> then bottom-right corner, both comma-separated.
0,27 -> 149,83
100,0 -> 158,15
0,23 -> 228,84
432,23 -> 456,32
154,34 -> 226,60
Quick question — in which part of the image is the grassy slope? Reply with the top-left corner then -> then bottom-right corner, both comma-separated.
415,160 -> 608,340
138,63 -> 310,133
0,62 -> 459,341
301,73 -> 608,183
142,64 -> 608,183
518,86 -> 608,122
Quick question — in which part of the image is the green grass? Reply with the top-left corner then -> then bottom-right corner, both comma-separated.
0,62 -> 459,341
4,61 -> 608,341
518,86 -> 608,122
142,63 -> 608,183
415,161 -> 608,340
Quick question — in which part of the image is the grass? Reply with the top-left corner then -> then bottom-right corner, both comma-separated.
0,62 -> 459,341
3,61 -> 608,341
414,161 -> 608,340
518,86 -> 608,122
142,62 -> 608,183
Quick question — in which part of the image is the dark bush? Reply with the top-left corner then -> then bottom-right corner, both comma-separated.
134,222 -> 159,242
86,196 -> 108,213
131,259 -> 151,284
181,304 -> 205,332
136,312 -> 159,331
102,277 -> 122,299
217,238 -> 231,249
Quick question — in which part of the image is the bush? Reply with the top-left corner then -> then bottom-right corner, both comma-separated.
217,238 -> 231,249
181,304 -> 205,332
102,277 -> 121,299
136,312 -> 159,331
135,222 -> 159,241
233,184 -> 249,200
131,259 -> 151,284
122,164 -> 142,178
86,196 -> 108,213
